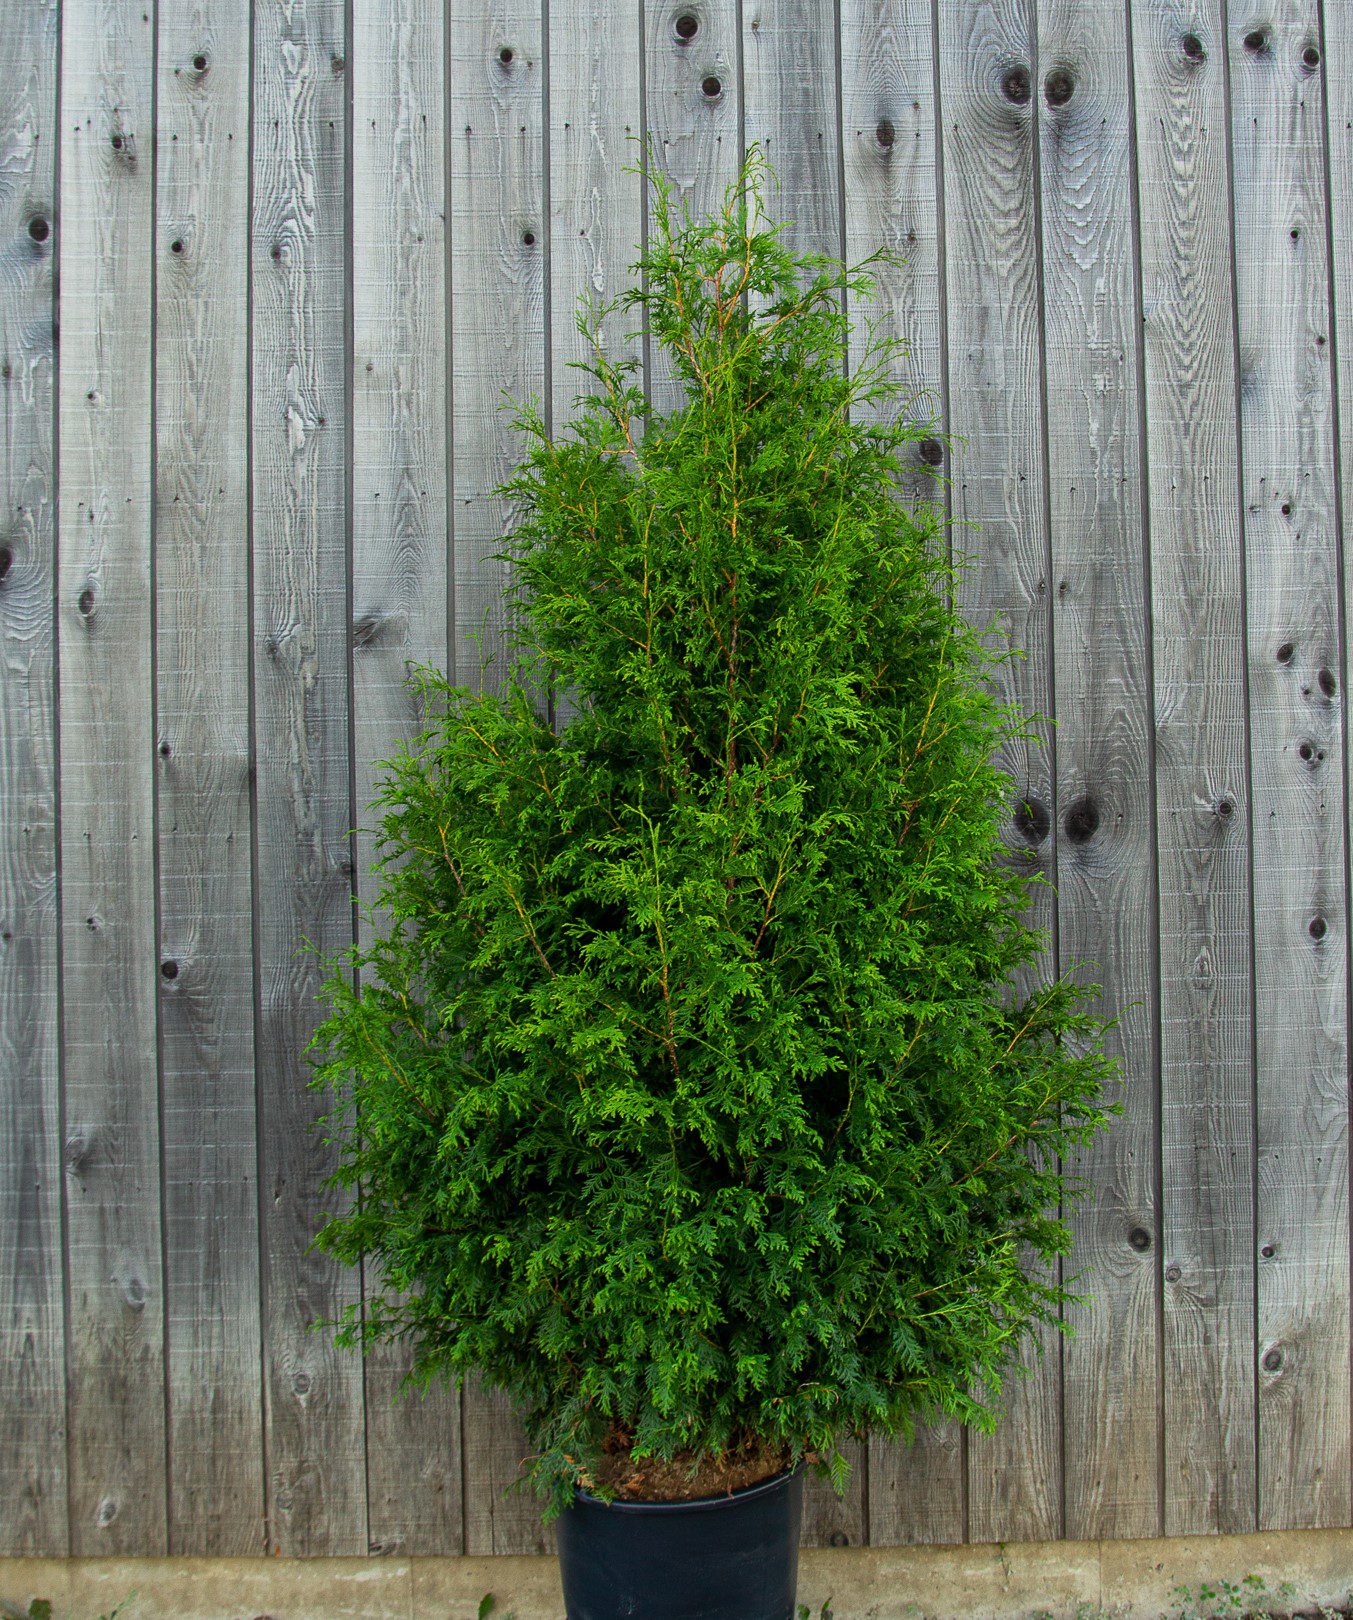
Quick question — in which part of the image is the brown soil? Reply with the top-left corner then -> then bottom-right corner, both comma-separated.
578,1430 -> 794,1503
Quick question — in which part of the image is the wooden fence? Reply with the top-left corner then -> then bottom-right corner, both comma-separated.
3,0 -> 1352,1562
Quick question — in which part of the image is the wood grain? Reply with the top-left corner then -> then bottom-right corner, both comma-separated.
450,0 -> 553,1556
58,0 -> 167,1555
1038,0 -> 1161,1543
449,0 -> 546,692
251,0 -> 367,1554
1131,0 -> 1257,1535
154,0 -> 265,1554
0,0 -> 64,1558
936,0 -> 1059,1546
1227,0 -> 1351,1531
351,0 -> 461,1556
644,0 -> 741,413
839,0 -> 958,1549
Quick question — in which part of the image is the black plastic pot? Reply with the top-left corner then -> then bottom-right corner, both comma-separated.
556,1465 -> 804,1620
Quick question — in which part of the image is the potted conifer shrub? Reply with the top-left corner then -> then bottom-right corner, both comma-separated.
310,155 -> 1113,1620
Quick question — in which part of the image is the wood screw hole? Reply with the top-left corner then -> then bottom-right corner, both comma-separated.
674,12 -> 698,40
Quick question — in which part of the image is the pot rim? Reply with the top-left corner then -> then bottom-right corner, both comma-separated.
571,1459 -> 804,1515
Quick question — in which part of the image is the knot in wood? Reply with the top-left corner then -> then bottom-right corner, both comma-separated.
919,436 -> 943,466
1262,1346 -> 1283,1372
830,1531 -> 850,1547
1302,44 -> 1320,69
0,546 -> 12,582
1165,1263 -> 1182,1282
1063,795 -> 1099,845
1014,796 -> 1051,846
1318,667 -> 1337,697
1309,916 -> 1327,940
28,215 -> 50,244
674,12 -> 699,41
1181,32 -> 1206,62
875,119 -> 896,149
1128,1226 -> 1151,1252
1261,1243 -> 1276,1258
161,958 -> 179,980
1001,65 -> 1031,104
1242,27 -> 1267,52
1044,69 -> 1075,107
701,74 -> 722,99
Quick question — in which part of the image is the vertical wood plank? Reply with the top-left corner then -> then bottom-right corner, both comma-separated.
450,0 -> 551,1559
743,0 -> 862,1549
351,0 -> 461,1556
839,0 -> 959,1549
1037,0 -> 1162,1543
57,0 -> 167,1555
1131,0 -> 1257,1535
155,0 -> 266,1554
644,0 -> 741,413
1228,0 -> 1351,1530
252,0 -> 367,1554
936,0 -> 1059,1546
449,0 -> 545,692
0,0 -> 65,1558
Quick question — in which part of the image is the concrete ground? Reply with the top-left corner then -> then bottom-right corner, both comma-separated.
3,1527 -> 1352,1619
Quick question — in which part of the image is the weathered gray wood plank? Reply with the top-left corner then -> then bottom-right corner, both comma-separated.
351,0 -> 461,1555
449,0 -> 545,692
1131,0 -> 1257,1535
1037,0 -> 1161,1543
57,0 -> 167,1555
744,0 -> 863,1549
450,0 -> 552,1558
839,0 -> 960,1549
251,0 -> 367,1554
1228,0 -> 1351,1531
644,0 -> 741,414
154,0 -> 265,1555
0,0 -> 64,1558
936,0 -> 1059,1546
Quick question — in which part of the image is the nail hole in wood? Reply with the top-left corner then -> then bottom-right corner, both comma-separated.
876,118 -> 895,148
1044,69 -> 1075,106
1181,32 -> 1206,61
674,12 -> 698,40
1063,796 -> 1099,844
702,74 -> 722,98
1001,65 -> 1031,104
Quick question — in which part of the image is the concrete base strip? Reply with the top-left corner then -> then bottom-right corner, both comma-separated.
2,1528 -> 1352,1619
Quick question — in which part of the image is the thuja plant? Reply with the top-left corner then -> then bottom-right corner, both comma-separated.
310,153 -> 1114,1515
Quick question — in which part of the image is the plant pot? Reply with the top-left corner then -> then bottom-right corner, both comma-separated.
555,1465 -> 804,1620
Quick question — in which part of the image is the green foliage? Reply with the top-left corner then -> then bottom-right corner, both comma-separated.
310,151 -> 1115,1516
